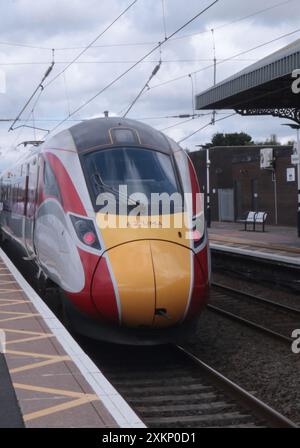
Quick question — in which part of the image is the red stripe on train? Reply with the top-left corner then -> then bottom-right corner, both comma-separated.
46,152 -> 86,216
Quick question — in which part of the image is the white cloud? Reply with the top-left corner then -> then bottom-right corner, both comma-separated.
0,0 -> 299,160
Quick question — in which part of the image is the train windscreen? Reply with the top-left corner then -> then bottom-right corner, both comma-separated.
83,147 -> 183,213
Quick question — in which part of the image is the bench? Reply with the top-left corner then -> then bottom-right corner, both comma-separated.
238,211 -> 267,232
254,211 -> 268,232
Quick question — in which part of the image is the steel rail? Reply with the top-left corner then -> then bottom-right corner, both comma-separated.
176,345 -> 297,428
211,282 -> 300,315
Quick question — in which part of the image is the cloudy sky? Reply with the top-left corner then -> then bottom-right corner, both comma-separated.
0,0 -> 299,169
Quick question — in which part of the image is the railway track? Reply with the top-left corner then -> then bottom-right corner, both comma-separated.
78,339 -> 297,428
208,282 -> 300,344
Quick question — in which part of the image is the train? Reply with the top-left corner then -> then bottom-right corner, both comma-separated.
0,117 -> 209,344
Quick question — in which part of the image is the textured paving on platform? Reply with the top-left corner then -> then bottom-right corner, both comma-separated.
0,255 -> 122,428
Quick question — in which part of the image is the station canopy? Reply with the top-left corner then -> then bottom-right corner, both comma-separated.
196,38 -> 300,123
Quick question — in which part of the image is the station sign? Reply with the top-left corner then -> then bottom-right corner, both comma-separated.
287,167 -> 296,182
260,148 -> 274,169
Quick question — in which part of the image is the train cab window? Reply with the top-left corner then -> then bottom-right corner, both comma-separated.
83,147 -> 182,213
43,161 -> 62,203
111,128 -> 139,145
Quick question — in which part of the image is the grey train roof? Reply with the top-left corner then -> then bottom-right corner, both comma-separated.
196,38 -> 300,110
46,117 -> 177,154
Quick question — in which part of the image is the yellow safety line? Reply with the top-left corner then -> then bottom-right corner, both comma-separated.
6,334 -> 55,346
0,314 -> 40,322
1,328 -> 53,336
22,396 -> 99,422
0,301 -> 30,307
0,289 -> 24,294
0,310 -> 38,316
0,289 -> 23,293
0,281 -> 17,284
10,356 -> 70,373
14,382 -> 98,399
6,349 -> 70,360
0,257 -> 106,425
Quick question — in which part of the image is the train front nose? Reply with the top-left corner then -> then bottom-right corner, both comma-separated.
92,241 -> 192,328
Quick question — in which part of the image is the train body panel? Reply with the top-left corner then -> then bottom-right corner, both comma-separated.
0,117 -> 209,344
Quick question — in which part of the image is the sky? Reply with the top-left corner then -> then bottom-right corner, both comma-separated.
0,0 -> 299,170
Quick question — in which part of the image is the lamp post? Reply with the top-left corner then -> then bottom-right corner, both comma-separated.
197,145 -> 211,228
282,123 -> 300,237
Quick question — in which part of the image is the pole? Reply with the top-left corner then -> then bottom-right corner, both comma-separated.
297,128 -> 300,237
273,170 -> 278,225
206,147 -> 211,228
211,29 -> 216,125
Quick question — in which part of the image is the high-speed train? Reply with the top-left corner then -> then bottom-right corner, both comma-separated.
0,118 -> 209,344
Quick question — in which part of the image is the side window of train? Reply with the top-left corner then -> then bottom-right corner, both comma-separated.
43,160 -> 62,203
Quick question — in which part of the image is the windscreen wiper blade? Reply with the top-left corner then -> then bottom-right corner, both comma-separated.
92,173 -> 138,207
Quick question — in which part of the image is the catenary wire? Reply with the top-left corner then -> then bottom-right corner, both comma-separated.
149,27 -> 300,91
0,0 -> 294,51
46,0 -> 220,136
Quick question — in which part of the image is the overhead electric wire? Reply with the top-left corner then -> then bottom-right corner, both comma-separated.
176,73 -> 296,145
0,58 -> 259,66
13,124 -> 50,133
161,117 -> 196,132
161,0 -> 167,40
0,113 -> 213,124
8,0 -> 138,137
160,113 -> 211,131
189,74 -> 195,117
9,51 -> 55,132
178,121 -> 213,143
123,59 -> 162,117
177,0 -> 297,42
47,0 -> 220,136
10,87 -> 47,147
0,0 -> 295,51
43,0 -> 138,89
178,112 -> 237,144
6,0 -> 294,144
149,27 -> 300,91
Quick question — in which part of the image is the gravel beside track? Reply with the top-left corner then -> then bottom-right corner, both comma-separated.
184,273 -> 300,424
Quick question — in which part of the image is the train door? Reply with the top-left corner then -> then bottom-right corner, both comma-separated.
24,157 -> 39,257
2,178 -> 12,231
10,170 -> 24,241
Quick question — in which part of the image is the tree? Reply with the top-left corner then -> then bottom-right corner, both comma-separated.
211,132 -> 253,146
286,140 -> 295,146
263,134 -> 281,146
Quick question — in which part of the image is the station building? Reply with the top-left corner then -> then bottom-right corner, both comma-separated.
192,38 -> 300,230
190,145 -> 297,227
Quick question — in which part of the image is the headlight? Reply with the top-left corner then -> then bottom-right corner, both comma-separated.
192,212 -> 205,249
70,215 -> 101,250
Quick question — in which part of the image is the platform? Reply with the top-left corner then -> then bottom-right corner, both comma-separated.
208,222 -> 300,267
0,248 -> 144,428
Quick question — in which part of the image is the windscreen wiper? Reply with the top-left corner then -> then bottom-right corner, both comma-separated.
92,173 -> 139,207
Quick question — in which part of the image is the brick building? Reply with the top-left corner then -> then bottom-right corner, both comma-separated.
190,145 -> 297,227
